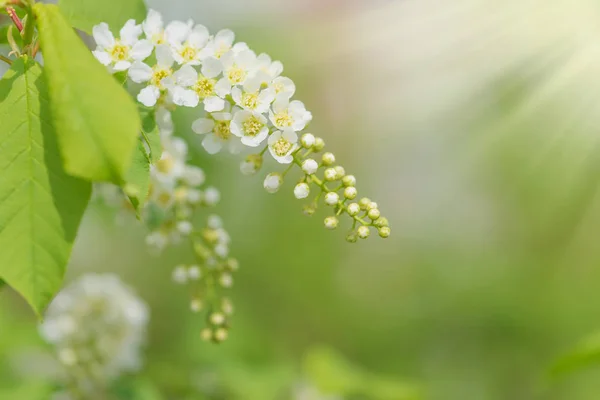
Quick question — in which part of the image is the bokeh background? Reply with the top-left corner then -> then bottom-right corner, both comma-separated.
5,0 -> 600,398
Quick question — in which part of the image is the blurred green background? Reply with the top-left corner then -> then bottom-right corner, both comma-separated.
5,0 -> 600,398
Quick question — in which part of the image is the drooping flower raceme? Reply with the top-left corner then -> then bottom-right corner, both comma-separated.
91,8 -> 390,341
40,274 -> 149,395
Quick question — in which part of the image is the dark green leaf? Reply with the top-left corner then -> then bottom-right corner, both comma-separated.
58,0 -> 147,35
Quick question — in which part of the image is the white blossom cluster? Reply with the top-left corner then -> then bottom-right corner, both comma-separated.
91,9 -> 389,242
39,274 -> 149,395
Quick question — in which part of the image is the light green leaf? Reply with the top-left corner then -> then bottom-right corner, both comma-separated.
0,58 -> 91,316
124,139 -> 150,212
140,107 -> 162,164
58,0 -> 147,35
34,4 -> 141,184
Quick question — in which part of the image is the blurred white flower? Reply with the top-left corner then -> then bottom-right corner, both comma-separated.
40,274 -> 149,389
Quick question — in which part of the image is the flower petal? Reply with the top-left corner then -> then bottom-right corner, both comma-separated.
120,19 -> 142,46
92,50 -> 111,66
201,57 -> 223,79
113,61 -> 132,71
128,61 -> 153,83
131,40 -> 153,61
191,118 -> 214,134
137,86 -> 160,107
92,23 -> 115,49
202,134 -> 224,155
143,9 -> 163,37
172,87 -> 199,108
173,65 -> 198,87
155,44 -> 174,67
188,25 -> 209,48
215,29 -> 235,46
204,97 -> 225,113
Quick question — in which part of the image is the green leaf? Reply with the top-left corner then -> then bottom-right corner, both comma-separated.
551,332 -> 600,378
140,107 -> 162,164
124,139 -> 150,212
0,58 -> 91,316
34,4 -> 141,184
58,0 -> 147,35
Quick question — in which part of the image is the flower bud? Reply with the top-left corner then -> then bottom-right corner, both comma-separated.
294,183 -> 310,199
374,217 -> 389,228
344,187 -> 358,200
222,298 -> 234,315
334,166 -> 346,179
324,168 -> 337,181
325,192 -> 340,206
303,205 -> 316,216
220,273 -> 233,288
322,152 -> 335,166
378,226 -> 391,238
177,220 -> 193,235
357,226 -> 370,239
346,231 -> 358,243
264,173 -> 283,194
201,328 -> 213,342
367,201 -> 378,211
347,203 -> 360,216
214,328 -> 228,342
368,208 -> 381,220
240,154 -> 263,176
301,133 -> 316,148
188,265 -> 202,280
342,175 -> 356,187
172,265 -> 188,284
314,137 -> 325,151
359,197 -> 371,210
210,312 -> 226,326
203,187 -> 221,206
302,159 -> 319,175
190,299 -> 203,312
324,216 -> 339,230
226,258 -> 239,271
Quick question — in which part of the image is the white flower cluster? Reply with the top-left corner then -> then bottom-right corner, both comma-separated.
40,274 -> 148,395
92,9 -> 389,242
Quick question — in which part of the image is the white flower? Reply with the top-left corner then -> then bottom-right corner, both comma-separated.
230,110 -> 269,147
171,59 -> 229,111
192,104 -> 243,154
270,76 -> 296,101
268,129 -> 298,164
188,265 -> 202,280
92,20 -> 152,72
172,265 -> 188,284
204,187 -> 221,206
231,76 -> 276,113
167,21 -> 210,65
294,183 -> 310,199
182,165 -> 206,186
203,29 -> 248,59
269,98 -> 312,131
40,274 -> 148,382
151,137 -> 187,186
143,9 -> 166,45
207,214 -> 223,229
221,49 -> 257,88
302,159 -> 319,175
255,53 -> 284,80
128,45 -> 175,107
264,173 -> 283,194
300,133 -> 315,148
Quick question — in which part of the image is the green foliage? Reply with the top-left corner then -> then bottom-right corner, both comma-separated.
551,331 -> 600,378
124,140 -> 151,212
140,107 -> 162,164
0,58 -> 91,316
33,4 -> 141,184
304,347 -> 422,400
58,0 -> 147,35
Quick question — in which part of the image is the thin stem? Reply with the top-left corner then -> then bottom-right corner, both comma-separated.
0,55 -> 12,66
